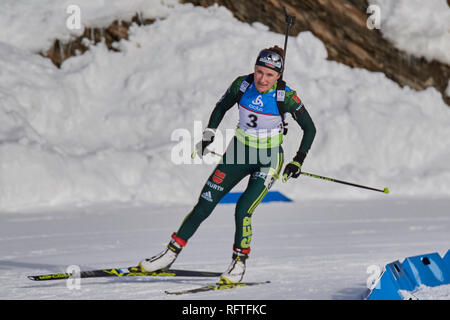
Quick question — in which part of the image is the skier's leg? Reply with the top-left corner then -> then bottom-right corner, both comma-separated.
221,148 -> 284,283
175,136 -> 251,242
140,162 -> 251,272
218,177 -> 267,284
140,162 -> 246,272
176,161 -> 248,241
233,148 -> 284,250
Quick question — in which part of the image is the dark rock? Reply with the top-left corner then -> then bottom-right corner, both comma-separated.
41,13 -> 155,68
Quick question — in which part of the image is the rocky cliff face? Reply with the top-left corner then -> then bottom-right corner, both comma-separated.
180,0 -> 450,106
42,14 -> 155,68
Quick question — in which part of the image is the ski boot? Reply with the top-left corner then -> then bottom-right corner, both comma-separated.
139,233 -> 186,272
219,247 -> 250,284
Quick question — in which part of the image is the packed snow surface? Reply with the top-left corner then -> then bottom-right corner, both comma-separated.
1,199 -> 449,299
406,284 -> 450,300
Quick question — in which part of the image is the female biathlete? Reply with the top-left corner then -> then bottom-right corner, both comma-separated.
138,46 -> 316,284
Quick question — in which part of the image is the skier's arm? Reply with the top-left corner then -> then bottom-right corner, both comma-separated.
193,76 -> 244,158
206,76 -> 245,129
285,91 -> 316,164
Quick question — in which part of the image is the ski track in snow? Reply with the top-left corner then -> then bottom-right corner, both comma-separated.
0,199 -> 449,300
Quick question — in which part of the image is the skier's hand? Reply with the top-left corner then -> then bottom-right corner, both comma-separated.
282,161 -> 302,182
282,151 -> 307,182
192,128 -> 215,159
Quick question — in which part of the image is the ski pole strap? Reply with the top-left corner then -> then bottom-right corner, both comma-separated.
290,161 -> 301,169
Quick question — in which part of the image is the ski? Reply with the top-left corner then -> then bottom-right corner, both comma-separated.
165,280 -> 270,295
28,266 -> 222,281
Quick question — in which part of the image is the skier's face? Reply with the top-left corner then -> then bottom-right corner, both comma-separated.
254,65 -> 281,93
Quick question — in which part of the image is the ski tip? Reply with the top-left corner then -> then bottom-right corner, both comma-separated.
384,187 -> 390,194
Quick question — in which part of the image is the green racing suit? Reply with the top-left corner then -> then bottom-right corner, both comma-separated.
176,74 -> 316,251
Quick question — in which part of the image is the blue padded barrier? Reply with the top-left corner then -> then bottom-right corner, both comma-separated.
366,250 -> 450,300
401,252 -> 450,287
367,260 -> 416,300
443,250 -> 450,268
219,191 -> 292,204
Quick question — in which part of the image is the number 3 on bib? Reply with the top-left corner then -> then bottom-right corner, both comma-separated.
246,114 -> 258,128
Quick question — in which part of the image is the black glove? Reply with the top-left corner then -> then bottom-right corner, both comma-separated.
282,151 -> 306,182
192,128 -> 215,158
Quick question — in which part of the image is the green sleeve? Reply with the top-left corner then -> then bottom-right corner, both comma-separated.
284,90 -> 316,160
207,76 -> 246,129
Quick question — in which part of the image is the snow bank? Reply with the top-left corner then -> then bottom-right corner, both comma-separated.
1,2 -> 450,212
368,0 -> 450,64
0,0 -> 177,52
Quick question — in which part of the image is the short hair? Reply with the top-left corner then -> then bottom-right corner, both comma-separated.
265,45 -> 285,59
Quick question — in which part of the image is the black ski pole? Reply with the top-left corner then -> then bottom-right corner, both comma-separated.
300,171 -> 390,194
281,5 -> 295,76
279,6 -> 296,134
197,148 -> 389,194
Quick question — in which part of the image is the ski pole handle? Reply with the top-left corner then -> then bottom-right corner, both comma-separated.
300,171 -> 389,194
281,5 -> 295,73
